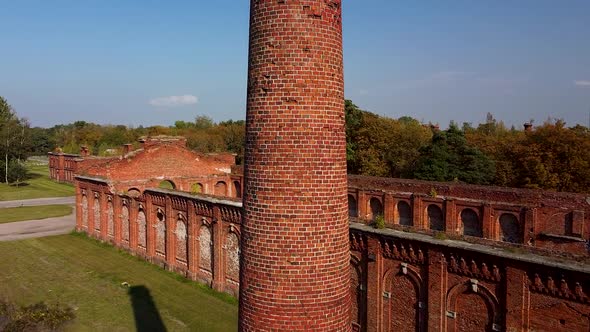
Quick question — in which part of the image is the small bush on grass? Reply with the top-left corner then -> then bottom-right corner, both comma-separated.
0,299 -> 75,332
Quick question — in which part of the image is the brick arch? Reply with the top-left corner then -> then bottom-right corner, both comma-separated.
175,214 -> 188,263
127,188 -> 142,198
498,213 -> 520,243
225,229 -> 240,284
396,200 -> 412,226
350,255 -> 366,330
348,194 -> 358,218
426,204 -> 444,231
369,197 -> 383,221
382,263 -> 424,332
446,281 -> 500,332
215,181 -> 227,196
191,183 -> 203,194
158,180 -> 176,190
460,208 -> 482,237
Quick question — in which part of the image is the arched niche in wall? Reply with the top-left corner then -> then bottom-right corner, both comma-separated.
127,188 -> 141,198
121,203 -> 130,243
199,223 -> 214,274
191,183 -> 203,194
107,197 -> 114,238
369,197 -> 383,221
499,213 -> 520,243
137,209 -> 147,249
397,201 -> 412,226
81,194 -> 89,228
446,281 -> 500,332
93,194 -> 101,232
158,180 -> 176,190
461,209 -> 482,237
382,264 -> 424,332
155,208 -> 166,255
427,205 -> 444,231
348,195 -> 358,218
225,229 -> 240,283
350,255 -> 366,330
215,181 -> 227,196
175,214 -> 188,263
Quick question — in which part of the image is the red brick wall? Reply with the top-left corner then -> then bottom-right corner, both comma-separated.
348,175 -> 590,258
240,0 -> 350,330
77,177 -> 590,332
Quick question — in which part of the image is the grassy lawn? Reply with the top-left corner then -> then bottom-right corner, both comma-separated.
0,204 -> 73,224
0,162 -> 74,201
0,233 -> 238,331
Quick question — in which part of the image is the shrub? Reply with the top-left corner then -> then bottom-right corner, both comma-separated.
434,232 -> 447,240
0,299 -> 75,332
374,214 -> 385,229
0,160 -> 28,184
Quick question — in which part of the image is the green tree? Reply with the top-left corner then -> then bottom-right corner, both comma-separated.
413,123 -> 495,184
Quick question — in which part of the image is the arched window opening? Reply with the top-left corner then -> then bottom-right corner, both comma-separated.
158,180 -> 176,190
369,198 -> 383,221
461,209 -> 482,237
499,213 -> 520,243
348,195 -> 358,218
191,183 -> 203,194
397,201 -> 412,226
427,205 -> 444,231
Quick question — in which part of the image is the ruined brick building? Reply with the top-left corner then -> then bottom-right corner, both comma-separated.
50,136 -> 240,196
70,0 -> 590,331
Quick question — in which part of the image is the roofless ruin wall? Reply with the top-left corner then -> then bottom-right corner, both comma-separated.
76,176 -> 590,331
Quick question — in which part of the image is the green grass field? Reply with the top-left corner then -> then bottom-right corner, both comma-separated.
0,162 -> 74,201
0,233 -> 238,331
0,205 -> 73,224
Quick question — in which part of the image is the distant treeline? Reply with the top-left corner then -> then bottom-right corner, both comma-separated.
8,96 -> 590,193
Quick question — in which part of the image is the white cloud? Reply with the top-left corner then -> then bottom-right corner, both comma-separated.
149,95 -> 198,107
574,80 -> 590,87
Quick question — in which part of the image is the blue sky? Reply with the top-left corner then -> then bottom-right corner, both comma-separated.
1,0 -> 589,128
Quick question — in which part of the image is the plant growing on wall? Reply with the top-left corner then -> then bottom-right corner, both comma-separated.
374,214 -> 385,229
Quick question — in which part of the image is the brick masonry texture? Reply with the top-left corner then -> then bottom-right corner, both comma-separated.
239,0 -> 351,331
76,177 -> 590,332
50,137 -> 241,197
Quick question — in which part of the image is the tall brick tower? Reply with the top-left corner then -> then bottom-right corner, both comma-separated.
239,0 -> 350,331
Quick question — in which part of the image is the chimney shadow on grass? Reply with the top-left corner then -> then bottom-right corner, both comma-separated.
128,285 -> 167,332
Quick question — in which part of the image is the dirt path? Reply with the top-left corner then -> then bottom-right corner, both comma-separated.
0,197 -> 75,208
0,212 -> 75,241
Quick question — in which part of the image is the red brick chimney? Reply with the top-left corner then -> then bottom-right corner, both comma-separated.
239,1 -> 350,331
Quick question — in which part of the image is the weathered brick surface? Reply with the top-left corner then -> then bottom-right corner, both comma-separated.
239,0 -> 350,330
50,138 -> 239,197
77,177 -> 590,332
348,175 -> 590,257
